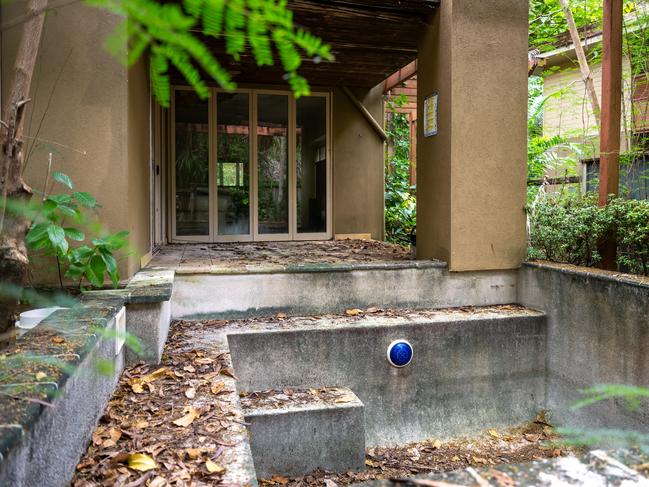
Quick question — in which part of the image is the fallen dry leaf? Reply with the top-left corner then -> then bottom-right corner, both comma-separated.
172,406 -> 200,427
432,439 -> 442,449
35,371 -> 47,381
129,367 -> 168,394
149,477 -> 168,487
345,308 -> 363,316
185,448 -> 203,459
184,387 -> 196,399
51,336 -> 65,344
524,433 -> 541,442
334,392 -> 356,403
127,453 -> 157,472
271,475 -> 289,485
205,459 -> 225,474
488,429 -> 500,439
276,313 -> 287,319
132,420 -> 149,430
210,381 -> 225,395
183,365 -> 196,373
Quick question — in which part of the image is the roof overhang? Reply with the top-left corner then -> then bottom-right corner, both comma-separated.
170,0 -> 439,88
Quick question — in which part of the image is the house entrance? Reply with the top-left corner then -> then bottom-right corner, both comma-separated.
170,87 -> 331,243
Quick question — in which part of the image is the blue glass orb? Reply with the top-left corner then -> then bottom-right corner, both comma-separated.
387,340 -> 413,367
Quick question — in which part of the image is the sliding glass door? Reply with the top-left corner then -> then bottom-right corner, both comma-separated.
216,92 -> 251,239
255,93 -> 290,239
171,88 -> 330,242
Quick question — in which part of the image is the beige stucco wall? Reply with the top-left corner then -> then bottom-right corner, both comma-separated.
417,0 -> 528,271
332,85 -> 385,240
127,58 -> 152,275
1,2 -> 150,284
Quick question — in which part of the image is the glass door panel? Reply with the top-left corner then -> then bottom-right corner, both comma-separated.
217,93 -> 250,236
174,90 -> 209,236
257,94 -> 289,235
296,96 -> 327,234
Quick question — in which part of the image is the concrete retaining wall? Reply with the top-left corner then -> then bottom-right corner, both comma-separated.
518,263 -> 649,431
171,264 -> 518,319
228,310 -> 546,446
0,299 -> 125,487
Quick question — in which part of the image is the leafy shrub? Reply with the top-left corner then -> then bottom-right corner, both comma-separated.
16,172 -> 128,288
528,191 -> 649,275
385,97 -> 416,247
528,191 -> 613,266
610,198 -> 649,275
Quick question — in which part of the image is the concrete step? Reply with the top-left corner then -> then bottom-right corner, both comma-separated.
241,387 -> 366,478
227,306 -> 547,446
169,261 -> 518,320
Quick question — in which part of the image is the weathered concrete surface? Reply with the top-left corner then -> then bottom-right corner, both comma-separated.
125,300 -> 171,365
171,264 -> 518,319
518,263 -> 649,432
228,308 -> 546,446
355,449 -> 649,486
0,300 -> 125,487
243,388 -> 365,478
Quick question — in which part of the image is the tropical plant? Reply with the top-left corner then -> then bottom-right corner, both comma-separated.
6,171 -> 129,289
384,95 -> 416,247
90,0 -> 334,106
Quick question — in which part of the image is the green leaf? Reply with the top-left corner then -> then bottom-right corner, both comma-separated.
89,255 -> 107,287
100,252 -> 118,274
47,194 -> 73,205
26,223 -> 51,249
47,224 -> 68,255
72,191 -> 98,208
52,171 -> 73,189
64,227 -> 85,241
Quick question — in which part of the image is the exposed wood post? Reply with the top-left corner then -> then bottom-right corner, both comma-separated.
558,0 -> 601,125
342,87 -> 387,142
598,0 -> 623,270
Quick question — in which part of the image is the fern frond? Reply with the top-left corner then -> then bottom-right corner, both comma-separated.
150,49 -> 171,107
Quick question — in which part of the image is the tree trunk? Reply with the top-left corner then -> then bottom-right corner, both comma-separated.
558,0 -> 601,125
0,0 -> 49,333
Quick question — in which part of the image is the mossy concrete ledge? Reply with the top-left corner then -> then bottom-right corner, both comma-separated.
85,269 -> 175,365
0,294 -> 126,487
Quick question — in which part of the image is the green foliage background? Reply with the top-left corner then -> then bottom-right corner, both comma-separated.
384,96 -> 416,247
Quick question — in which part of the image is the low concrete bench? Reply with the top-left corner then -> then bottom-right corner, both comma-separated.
85,269 -> 174,365
122,269 -> 174,365
241,387 -> 366,478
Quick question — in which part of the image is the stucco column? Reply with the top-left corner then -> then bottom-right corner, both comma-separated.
416,0 -> 528,271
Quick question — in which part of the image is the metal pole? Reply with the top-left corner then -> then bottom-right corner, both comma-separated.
598,0 -> 623,270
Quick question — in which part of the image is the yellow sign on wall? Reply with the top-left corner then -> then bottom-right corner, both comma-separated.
423,92 -> 438,137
